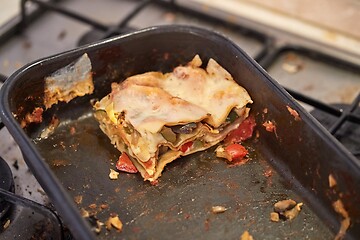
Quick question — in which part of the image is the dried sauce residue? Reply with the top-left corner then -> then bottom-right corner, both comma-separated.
21,107 -> 43,128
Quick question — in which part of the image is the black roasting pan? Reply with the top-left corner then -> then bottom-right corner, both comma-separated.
1,26 -> 360,240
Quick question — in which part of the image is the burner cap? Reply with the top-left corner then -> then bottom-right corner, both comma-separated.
0,157 -> 14,221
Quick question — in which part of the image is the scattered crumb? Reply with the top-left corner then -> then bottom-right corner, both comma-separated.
89,203 -> 97,209
106,214 -> 123,232
270,212 -> 279,222
240,230 -> 254,240
286,106 -> 301,121
283,203 -> 303,220
272,199 -> 303,222
80,208 -> 90,218
74,195 -> 83,205
3,219 -> 10,229
86,215 -> 104,234
262,120 -> 278,138
37,188 -> 46,195
274,199 -> 297,212
100,204 -> 109,209
262,120 -> 276,133
211,206 -> 227,214
329,174 -> 337,188
263,168 -> 273,178
21,107 -> 44,128
109,169 -> 119,180
94,220 -> 104,234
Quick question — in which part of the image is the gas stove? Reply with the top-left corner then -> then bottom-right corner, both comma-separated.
0,0 -> 359,239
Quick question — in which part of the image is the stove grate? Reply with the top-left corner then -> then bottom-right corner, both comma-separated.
0,0 -> 359,148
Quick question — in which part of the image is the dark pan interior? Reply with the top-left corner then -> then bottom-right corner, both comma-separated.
1,26 -> 360,240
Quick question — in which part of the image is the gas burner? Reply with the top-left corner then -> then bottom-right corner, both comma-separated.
0,157 -> 14,226
311,104 -> 360,159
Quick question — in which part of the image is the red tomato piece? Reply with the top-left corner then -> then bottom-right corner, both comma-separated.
224,115 -> 256,144
225,143 -> 248,161
116,153 -> 138,173
180,141 -> 193,153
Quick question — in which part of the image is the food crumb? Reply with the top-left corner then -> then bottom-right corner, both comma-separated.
240,230 -> 254,240
80,208 -> 90,218
109,169 -> 119,180
286,106 -> 301,121
100,204 -> 109,209
329,174 -> 337,188
272,199 -> 303,222
89,203 -> 97,209
211,205 -> 227,214
3,219 -> 10,229
270,212 -> 280,222
74,195 -> 83,204
106,215 -> 123,232
274,199 -> 296,212
262,120 -> 276,133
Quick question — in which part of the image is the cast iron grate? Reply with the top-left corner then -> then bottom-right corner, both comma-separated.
0,0 -> 359,158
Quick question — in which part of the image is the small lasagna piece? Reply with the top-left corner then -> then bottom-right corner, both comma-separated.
44,53 -> 94,109
94,55 -> 253,182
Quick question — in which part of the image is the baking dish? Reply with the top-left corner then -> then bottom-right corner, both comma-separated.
1,25 -> 359,239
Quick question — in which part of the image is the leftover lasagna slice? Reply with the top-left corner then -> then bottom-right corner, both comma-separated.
94,55 -> 252,182
44,53 -> 94,109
